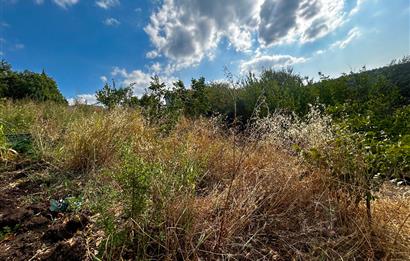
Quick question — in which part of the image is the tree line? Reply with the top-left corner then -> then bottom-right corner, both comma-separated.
96,58 -> 410,139
0,60 -> 66,104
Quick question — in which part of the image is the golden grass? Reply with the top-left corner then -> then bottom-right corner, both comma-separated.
2,101 -> 409,260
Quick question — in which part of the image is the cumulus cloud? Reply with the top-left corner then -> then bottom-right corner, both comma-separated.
146,50 -> 159,59
103,18 -> 120,26
150,62 -> 161,73
258,0 -> 300,45
145,0 -> 354,69
53,0 -> 79,8
111,67 -> 153,96
240,54 -> 308,74
257,0 -> 346,45
145,0 -> 262,69
68,94 -> 98,106
96,0 -> 119,9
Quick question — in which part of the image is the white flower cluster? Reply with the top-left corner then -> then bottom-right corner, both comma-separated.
251,104 -> 335,152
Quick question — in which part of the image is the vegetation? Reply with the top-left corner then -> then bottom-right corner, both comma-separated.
98,58 -> 410,182
0,60 -> 67,104
0,58 -> 409,260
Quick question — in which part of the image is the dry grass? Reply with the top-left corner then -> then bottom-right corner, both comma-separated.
372,184 -> 410,260
58,109 -> 146,173
1,101 -> 409,260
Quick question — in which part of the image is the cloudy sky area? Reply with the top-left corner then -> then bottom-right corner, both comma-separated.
1,0 -> 409,103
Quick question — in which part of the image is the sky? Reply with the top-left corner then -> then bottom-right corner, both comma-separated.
1,0 -> 409,104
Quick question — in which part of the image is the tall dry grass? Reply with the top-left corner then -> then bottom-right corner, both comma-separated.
1,101 -> 409,260
59,109 -> 146,173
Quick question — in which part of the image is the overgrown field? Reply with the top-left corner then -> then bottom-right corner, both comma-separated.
0,101 -> 409,260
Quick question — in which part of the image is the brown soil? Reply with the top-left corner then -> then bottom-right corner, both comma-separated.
0,163 -> 91,261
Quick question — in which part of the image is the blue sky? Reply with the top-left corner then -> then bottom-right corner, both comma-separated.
1,0 -> 409,103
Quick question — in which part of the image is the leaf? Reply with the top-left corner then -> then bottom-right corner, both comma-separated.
49,199 -> 69,213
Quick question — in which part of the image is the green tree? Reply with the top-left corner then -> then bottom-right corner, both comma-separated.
165,80 -> 187,113
0,60 -> 66,103
138,75 -> 168,121
187,77 -> 209,117
96,80 -> 134,109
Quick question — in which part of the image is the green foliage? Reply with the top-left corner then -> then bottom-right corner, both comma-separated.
0,60 -> 66,104
113,146 -> 154,219
139,75 -> 167,120
95,80 -> 134,109
0,102 -> 36,134
89,131 -> 204,259
0,224 -> 20,241
187,77 -> 210,117
6,133 -> 34,155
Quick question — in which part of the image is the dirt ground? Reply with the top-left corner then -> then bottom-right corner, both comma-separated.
0,161 -> 93,261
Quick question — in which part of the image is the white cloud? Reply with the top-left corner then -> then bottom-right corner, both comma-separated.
330,27 -> 361,49
146,50 -> 159,59
100,76 -> 108,82
315,49 -> 326,55
68,94 -> 98,106
103,18 -> 120,26
111,67 -> 152,96
349,0 -> 366,16
111,67 -> 127,78
314,27 -> 362,56
240,54 -> 308,74
259,0 -> 346,46
145,0 -> 262,69
53,0 -> 79,8
96,0 -> 119,9
150,62 -> 161,73
145,0 -> 352,70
